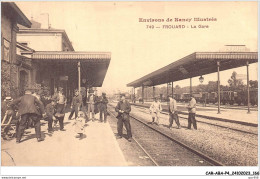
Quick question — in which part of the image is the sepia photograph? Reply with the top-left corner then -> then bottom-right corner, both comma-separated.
1,1 -> 258,178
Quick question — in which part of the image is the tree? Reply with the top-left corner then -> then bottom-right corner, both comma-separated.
228,71 -> 244,90
195,84 -> 207,92
249,80 -> 258,88
174,85 -> 182,94
206,81 -> 217,92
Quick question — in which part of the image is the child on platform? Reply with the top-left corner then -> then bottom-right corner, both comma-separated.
73,111 -> 85,139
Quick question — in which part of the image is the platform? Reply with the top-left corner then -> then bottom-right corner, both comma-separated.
1,113 -> 127,166
131,102 -> 258,126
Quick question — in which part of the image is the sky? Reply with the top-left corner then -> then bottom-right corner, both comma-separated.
16,1 -> 258,95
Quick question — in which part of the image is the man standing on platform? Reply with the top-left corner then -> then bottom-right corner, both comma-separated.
99,92 -> 108,123
87,90 -> 97,121
187,95 -> 197,130
11,89 -> 46,143
149,97 -> 162,125
54,88 -> 67,131
115,94 -> 132,142
46,98 -> 57,133
168,96 -> 181,129
68,89 -> 82,120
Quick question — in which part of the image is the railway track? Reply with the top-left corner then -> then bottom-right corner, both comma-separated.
130,104 -> 258,148
107,106 -> 224,166
131,104 -> 258,136
139,101 -> 258,111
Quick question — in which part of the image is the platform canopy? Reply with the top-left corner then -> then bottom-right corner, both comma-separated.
32,51 -> 111,87
127,52 -> 258,88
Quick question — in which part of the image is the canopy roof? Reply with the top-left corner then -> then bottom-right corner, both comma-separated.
127,52 -> 258,88
32,51 -> 111,87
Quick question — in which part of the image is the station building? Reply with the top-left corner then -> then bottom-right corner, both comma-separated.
16,20 -> 110,102
1,2 -> 32,98
1,2 -> 111,102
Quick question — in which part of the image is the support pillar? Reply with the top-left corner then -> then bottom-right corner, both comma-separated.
171,81 -> 174,98
246,61 -> 251,114
133,87 -> 136,103
153,86 -> 155,99
217,61 -> 221,114
166,83 -> 168,99
142,85 -> 144,104
78,61 -> 81,94
190,78 -> 192,96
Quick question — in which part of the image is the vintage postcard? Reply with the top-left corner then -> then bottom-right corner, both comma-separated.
1,1 -> 258,178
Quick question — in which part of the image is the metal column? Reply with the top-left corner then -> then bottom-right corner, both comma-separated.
190,78 -> 192,96
142,85 -> 144,104
153,86 -> 155,99
78,61 -> 81,93
217,61 -> 221,114
171,81 -> 174,98
166,83 -> 168,98
246,61 -> 250,113
133,87 -> 136,103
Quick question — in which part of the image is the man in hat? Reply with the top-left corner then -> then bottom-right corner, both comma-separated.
68,89 -> 82,120
115,94 -> 132,142
99,92 -> 109,123
149,97 -> 162,125
87,89 -> 98,121
54,88 -> 67,131
45,98 -> 57,133
187,95 -> 197,130
11,89 -> 46,143
168,96 -> 181,129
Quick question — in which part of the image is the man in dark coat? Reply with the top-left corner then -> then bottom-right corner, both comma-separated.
115,94 -> 132,142
99,92 -> 108,123
53,89 -> 66,131
11,89 -> 46,143
45,98 -> 57,133
68,89 -> 82,120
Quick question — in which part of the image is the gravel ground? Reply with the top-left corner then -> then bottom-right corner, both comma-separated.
109,102 -> 258,166
136,106 -> 258,145
135,104 -> 258,132
107,113 -> 156,166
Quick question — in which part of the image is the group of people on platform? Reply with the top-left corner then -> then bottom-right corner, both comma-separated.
1,87 -> 109,143
149,95 -> 197,130
1,87 -> 196,144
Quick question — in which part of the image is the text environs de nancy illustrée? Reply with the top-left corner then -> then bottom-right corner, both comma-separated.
139,17 -> 217,29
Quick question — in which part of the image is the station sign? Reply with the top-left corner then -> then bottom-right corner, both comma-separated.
59,76 -> 68,81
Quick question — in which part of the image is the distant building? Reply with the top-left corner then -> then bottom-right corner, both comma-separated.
17,27 -> 74,52
15,20 -> 75,96
1,2 -> 31,98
